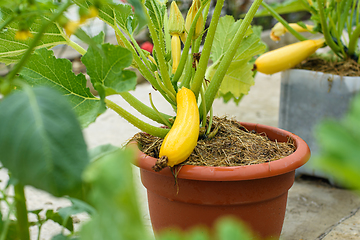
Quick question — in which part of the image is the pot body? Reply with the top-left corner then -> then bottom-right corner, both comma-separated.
279,69 -> 360,182
135,122 -> 310,239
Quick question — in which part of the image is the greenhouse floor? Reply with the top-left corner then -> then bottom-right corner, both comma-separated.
3,72 -> 359,239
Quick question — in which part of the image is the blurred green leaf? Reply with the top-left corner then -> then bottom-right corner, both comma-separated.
315,94 -> 360,189
58,197 -> 96,219
80,148 -> 150,240
45,209 -> 74,232
19,48 -> 105,128
88,144 -> 120,162
216,217 -> 255,240
0,86 -> 89,197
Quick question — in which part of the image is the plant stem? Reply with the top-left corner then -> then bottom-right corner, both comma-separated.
172,1 -> 209,85
261,2 -> 307,41
348,24 -> 360,59
14,184 -> 30,240
190,0 -> 225,99
7,0 -> 72,81
105,99 -> 169,138
202,0 -> 263,115
149,93 -> 172,128
113,27 -> 175,105
66,38 -> 87,55
119,91 -> 173,125
316,0 -> 341,54
144,5 -> 176,97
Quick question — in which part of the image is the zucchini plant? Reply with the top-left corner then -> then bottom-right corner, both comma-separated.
0,0 -> 266,238
254,0 -> 360,74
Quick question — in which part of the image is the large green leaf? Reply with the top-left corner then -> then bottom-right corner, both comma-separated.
81,42 -> 137,95
0,7 -> 67,65
80,148 -> 150,240
206,16 -> 266,100
19,48 -> 104,128
0,86 -> 89,197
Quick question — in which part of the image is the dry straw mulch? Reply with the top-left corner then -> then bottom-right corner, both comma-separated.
132,116 -> 296,168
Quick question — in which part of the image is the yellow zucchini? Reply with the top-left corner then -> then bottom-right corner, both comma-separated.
270,23 -> 314,41
255,39 -> 325,75
171,35 -> 181,74
157,87 -> 200,169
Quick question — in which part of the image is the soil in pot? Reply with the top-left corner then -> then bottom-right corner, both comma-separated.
295,56 -> 360,77
132,116 -> 296,168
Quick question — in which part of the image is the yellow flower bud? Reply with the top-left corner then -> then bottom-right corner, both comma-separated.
64,20 -> 81,37
15,30 -> 33,40
270,22 -> 314,41
169,1 -> 185,35
185,0 -> 204,40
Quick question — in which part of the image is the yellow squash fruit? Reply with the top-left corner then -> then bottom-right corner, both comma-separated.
155,87 -> 200,170
171,34 -> 181,74
255,39 -> 325,75
270,22 -> 314,41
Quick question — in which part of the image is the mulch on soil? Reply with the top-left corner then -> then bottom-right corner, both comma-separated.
295,57 -> 360,77
132,116 -> 296,167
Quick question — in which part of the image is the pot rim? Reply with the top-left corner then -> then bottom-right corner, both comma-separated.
131,122 -> 311,181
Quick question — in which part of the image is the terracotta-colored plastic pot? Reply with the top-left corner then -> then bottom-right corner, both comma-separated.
133,122 -> 311,239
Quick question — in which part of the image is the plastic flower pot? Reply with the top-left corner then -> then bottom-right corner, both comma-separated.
131,122 -> 310,239
279,69 -> 360,183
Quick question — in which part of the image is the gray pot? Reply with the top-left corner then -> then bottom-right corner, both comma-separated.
279,69 -> 360,184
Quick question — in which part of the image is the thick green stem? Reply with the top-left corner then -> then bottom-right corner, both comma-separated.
7,0 -> 71,81
144,5 -> 175,97
348,24 -> 360,59
316,0 -> 341,54
261,2 -> 307,42
119,92 -> 173,125
172,1 -> 209,85
105,99 -> 169,138
149,93 -> 172,128
113,27 -> 175,105
190,0 -> 225,99
129,34 -> 152,70
66,38 -> 86,55
201,0 -> 263,115
15,184 -> 30,240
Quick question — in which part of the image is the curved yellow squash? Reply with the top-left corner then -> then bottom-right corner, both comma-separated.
159,87 -> 200,167
255,39 -> 325,75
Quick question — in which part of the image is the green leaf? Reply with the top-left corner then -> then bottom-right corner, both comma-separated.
314,94 -> 360,190
145,0 -> 167,32
88,144 -> 120,162
45,209 -> 74,232
0,86 -> 89,197
207,16 -> 266,99
215,217 -> 255,240
80,148 -> 150,240
82,42 -> 137,95
58,197 -> 96,219
73,0 -> 142,33
255,0 -> 309,17
19,48 -> 104,128
0,7 -> 67,65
